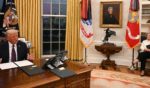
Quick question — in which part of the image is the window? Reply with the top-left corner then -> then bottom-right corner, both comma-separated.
42,0 -> 67,55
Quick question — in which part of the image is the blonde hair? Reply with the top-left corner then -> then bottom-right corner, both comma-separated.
6,29 -> 18,35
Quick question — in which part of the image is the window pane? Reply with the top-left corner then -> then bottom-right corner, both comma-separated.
60,0 -> 66,4
52,43 -> 59,54
52,30 -> 59,42
43,43 -> 51,55
43,0 -> 51,3
0,0 -> 4,12
52,17 -> 59,29
60,43 -> 65,51
52,4 -> 59,15
43,30 -> 50,42
43,17 -> 51,29
43,3 -> 51,14
60,30 -> 65,41
60,17 -> 66,29
60,4 -> 66,15
52,0 -> 59,4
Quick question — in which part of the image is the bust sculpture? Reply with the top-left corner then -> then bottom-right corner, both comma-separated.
103,28 -> 116,42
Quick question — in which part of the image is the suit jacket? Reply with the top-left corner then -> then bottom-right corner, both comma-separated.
0,40 -> 28,63
103,13 -> 119,24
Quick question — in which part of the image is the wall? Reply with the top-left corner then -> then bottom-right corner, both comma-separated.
87,0 -> 138,66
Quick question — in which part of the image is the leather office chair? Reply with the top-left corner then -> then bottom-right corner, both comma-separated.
18,38 -> 31,48
18,38 -> 32,54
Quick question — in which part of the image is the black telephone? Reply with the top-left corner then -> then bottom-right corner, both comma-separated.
42,51 -> 68,69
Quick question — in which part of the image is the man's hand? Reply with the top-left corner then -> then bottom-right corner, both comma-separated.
27,54 -> 35,61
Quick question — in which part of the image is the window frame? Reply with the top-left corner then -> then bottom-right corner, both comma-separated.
41,0 -> 67,57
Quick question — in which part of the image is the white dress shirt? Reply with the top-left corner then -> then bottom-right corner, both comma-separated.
8,42 -> 18,62
140,40 -> 150,52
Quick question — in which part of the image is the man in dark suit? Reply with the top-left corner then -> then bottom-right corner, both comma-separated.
0,29 -> 32,63
103,7 -> 119,24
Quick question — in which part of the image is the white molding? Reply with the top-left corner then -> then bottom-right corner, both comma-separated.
93,41 -> 126,47
142,1 -> 150,5
100,0 -> 122,2
87,56 -> 132,66
42,14 -> 66,17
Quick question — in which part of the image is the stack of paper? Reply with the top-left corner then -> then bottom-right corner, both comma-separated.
14,60 -> 33,67
0,60 -> 34,70
0,62 -> 18,70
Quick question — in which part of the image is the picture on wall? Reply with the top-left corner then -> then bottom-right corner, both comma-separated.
100,1 -> 122,28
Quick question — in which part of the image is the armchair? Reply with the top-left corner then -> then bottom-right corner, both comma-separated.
134,34 -> 150,73
135,49 -> 150,69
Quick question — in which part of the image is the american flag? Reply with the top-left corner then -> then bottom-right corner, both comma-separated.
80,0 -> 93,48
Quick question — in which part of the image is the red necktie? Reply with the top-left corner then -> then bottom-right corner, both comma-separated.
11,44 -> 16,62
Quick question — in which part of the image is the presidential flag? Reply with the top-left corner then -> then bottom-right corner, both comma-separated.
80,0 -> 93,48
3,0 -> 19,30
126,0 -> 140,48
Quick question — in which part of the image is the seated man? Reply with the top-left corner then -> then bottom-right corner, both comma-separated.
134,33 -> 150,76
0,28 -> 33,63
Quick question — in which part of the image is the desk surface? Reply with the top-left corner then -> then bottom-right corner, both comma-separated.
0,60 -> 92,88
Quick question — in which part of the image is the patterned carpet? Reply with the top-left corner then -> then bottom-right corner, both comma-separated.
91,69 -> 150,88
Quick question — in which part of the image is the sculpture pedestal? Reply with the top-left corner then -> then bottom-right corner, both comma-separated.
101,59 -> 116,69
95,43 -> 122,69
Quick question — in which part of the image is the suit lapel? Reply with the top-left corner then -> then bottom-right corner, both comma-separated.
5,42 -> 9,62
6,42 -> 9,55
17,41 -> 21,60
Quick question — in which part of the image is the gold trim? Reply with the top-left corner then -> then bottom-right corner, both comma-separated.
100,1 -> 123,28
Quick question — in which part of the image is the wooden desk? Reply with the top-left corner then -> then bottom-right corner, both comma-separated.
0,61 -> 92,88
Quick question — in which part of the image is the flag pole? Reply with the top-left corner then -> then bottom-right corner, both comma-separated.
129,48 -> 135,70
83,48 -> 88,64
132,48 -> 135,67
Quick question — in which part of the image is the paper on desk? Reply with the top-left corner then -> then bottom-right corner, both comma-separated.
0,62 -> 18,70
14,60 -> 33,67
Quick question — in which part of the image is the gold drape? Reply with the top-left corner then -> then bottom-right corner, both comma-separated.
65,0 -> 83,61
14,0 -> 41,61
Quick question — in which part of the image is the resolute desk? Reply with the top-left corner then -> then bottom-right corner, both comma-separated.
0,60 -> 92,88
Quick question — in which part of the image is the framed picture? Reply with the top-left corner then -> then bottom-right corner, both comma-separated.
100,1 -> 122,28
